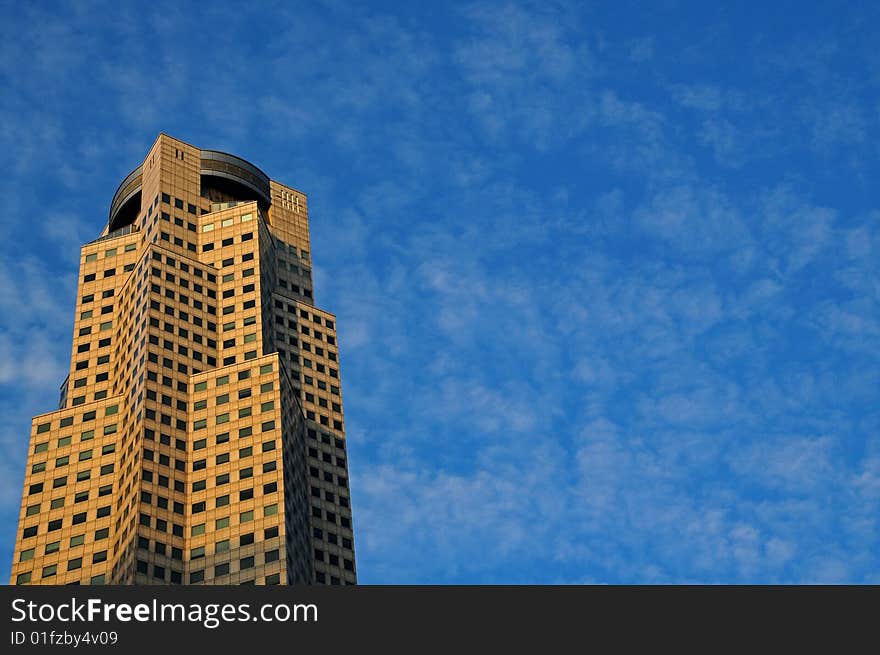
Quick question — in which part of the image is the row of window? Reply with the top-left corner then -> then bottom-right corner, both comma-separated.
21,503 -> 113,538
142,453 -> 279,487
162,192 -> 199,216
202,213 -> 254,232
311,506 -> 353,532
273,315 -> 336,347
82,262 -> 136,282
27,462 -> 116,496
79,304 -> 114,320
276,333 -> 338,361
202,231 -> 254,253
16,571 -> 105,585
144,303 -> 217,337
192,363 -> 274,392
314,549 -> 355,571
313,527 -> 353,551
277,278 -> 312,297
274,237 -> 309,261
72,353 -> 111,372
21,548 -> 109,581
20,526 -> 111,562
83,242 -> 137,262
31,443 -> 116,473
159,211 -> 197,231
81,287 -> 114,304
23,485 -> 112,521
191,437 -> 276,470
34,405 -> 119,435
148,283 -> 218,314
272,300 -> 335,330
149,250 -> 218,282
134,562 -> 283,585
151,265 -> 221,298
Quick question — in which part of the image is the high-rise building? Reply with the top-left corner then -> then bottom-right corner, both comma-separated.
10,134 -> 356,586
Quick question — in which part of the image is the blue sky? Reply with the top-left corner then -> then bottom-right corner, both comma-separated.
1,0 -> 879,583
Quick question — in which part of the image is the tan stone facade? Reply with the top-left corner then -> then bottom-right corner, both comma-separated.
10,134 -> 356,585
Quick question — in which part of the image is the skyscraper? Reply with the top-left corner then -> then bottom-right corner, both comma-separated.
10,134 -> 356,586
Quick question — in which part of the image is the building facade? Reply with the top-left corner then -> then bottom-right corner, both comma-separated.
10,134 -> 356,585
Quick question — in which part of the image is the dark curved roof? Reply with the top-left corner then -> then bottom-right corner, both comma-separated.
108,150 -> 271,230
108,165 -> 143,229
